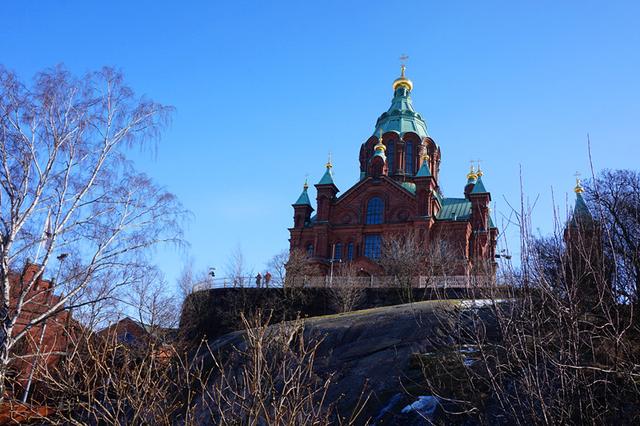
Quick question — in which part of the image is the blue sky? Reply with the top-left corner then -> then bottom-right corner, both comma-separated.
2,1 -> 639,285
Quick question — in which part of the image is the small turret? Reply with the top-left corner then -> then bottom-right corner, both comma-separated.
315,156 -> 339,222
292,179 -> 314,228
469,168 -> 491,231
570,177 -> 593,227
414,153 -> 435,217
368,133 -> 388,178
464,164 -> 477,198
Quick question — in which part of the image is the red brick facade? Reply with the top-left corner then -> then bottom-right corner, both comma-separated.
3,263 -> 72,397
289,72 -> 498,279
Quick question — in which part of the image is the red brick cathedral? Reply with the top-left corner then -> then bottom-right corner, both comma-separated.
289,66 -> 498,280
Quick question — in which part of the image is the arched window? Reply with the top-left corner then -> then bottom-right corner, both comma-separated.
364,234 -> 382,259
405,141 -> 414,175
306,243 -> 314,257
333,243 -> 342,260
347,242 -> 354,260
387,141 -> 395,174
365,197 -> 384,224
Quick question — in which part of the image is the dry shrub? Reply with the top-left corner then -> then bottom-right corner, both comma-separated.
197,311 -> 369,425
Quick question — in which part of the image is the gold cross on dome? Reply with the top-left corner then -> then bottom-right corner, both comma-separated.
399,54 -> 409,76
574,171 -> 582,187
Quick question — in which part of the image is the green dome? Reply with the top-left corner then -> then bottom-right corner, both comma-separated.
374,86 -> 428,138
401,182 -> 416,194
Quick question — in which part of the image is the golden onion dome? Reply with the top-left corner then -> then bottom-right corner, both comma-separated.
392,64 -> 413,91
574,178 -> 584,194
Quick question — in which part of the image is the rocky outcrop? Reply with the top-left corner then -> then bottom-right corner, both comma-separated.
197,299 -> 501,425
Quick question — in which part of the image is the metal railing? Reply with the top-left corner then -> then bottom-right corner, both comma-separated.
192,276 -> 283,292
191,274 -> 495,292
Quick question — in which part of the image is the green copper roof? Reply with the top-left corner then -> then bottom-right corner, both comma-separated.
436,198 -> 472,221
471,176 -> 488,194
318,167 -> 335,185
373,86 -> 428,138
415,161 -> 432,177
293,185 -> 312,206
571,192 -> 593,225
401,181 -> 416,194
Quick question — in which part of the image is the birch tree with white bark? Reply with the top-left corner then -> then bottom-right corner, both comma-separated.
0,65 -> 184,398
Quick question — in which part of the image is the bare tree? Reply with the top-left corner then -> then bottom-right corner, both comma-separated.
284,248 -> 317,288
0,65 -> 184,398
585,169 -> 640,301
226,245 -> 249,288
416,169 -> 640,424
267,249 -> 289,287
199,311 -> 369,425
328,262 -> 365,313
379,231 -> 431,301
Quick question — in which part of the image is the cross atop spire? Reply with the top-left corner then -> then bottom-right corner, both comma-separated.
399,54 -> 409,77
467,161 -> 477,181
392,55 -> 413,92
326,152 -> 332,169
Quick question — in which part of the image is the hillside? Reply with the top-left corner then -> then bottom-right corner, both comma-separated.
196,299 -> 502,425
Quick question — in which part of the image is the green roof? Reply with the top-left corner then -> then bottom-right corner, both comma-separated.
571,192 -> 593,225
415,161 -> 432,177
293,186 -> 312,206
471,176 -> 488,194
401,181 -> 416,194
436,198 -> 472,221
318,167 -> 335,185
373,86 -> 428,138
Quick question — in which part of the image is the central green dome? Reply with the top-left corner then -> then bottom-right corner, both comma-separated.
373,78 -> 428,138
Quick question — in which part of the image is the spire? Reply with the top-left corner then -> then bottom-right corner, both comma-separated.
416,153 -> 432,177
470,160 -> 489,194
572,176 -> 592,224
318,154 -> 336,185
293,179 -> 312,206
471,175 -> 488,194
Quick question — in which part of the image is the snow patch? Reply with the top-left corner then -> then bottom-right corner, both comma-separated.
401,395 -> 439,417
460,299 -> 506,308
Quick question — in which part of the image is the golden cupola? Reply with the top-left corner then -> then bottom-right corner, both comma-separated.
392,64 -> 414,92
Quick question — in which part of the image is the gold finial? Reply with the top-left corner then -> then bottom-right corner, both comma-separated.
574,172 -> 584,194
467,162 -> 477,180
303,176 -> 309,190
393,54 -> 413,91
476,160 -> 483,177
326,152 -> 332,169
374,130 -> 386,152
